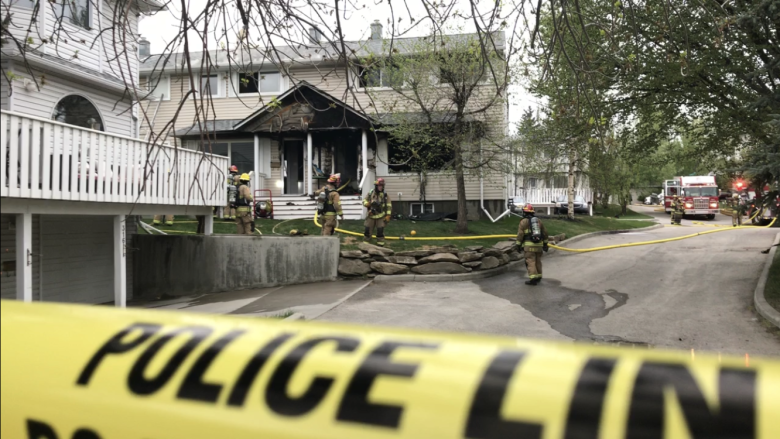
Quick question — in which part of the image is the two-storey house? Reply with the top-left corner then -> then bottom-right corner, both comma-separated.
1,0 -> 227,306
140,23 -> 510,220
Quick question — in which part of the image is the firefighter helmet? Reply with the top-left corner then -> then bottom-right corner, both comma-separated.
732,193 -> 740,199
229,165 -> 238,173
328,173 -> 341,183
374,178 -> 385,186
239,173 -> 251,182
522,203 -> 535,213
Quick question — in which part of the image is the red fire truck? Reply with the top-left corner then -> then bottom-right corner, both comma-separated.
663,175 -> 720,219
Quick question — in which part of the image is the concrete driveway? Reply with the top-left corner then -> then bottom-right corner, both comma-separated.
319,206 -> 780,356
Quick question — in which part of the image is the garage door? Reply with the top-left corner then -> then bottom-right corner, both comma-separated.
40,216 -> 113,304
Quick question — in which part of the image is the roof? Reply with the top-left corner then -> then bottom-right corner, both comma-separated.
135,0 -> 166,12
376,112 -> 479,125
5,48 -> 126,90
174,119 -> 245,137
232,81 -> 372,131
139,32 -> 505,74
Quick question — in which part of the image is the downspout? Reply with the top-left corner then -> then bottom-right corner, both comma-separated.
479,139 -> 510,222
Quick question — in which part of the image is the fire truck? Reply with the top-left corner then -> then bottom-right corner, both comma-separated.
663,175 -> 720,219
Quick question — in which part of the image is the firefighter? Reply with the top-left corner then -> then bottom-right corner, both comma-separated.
517,204 -> 549,285
731,193 -> 743,227
363,178 -> 392,246
671,195 -> 684,225
224,165 -> 240,220
315,173 -> 344,236
234,173 -> 254,235
153,215 -> 174,226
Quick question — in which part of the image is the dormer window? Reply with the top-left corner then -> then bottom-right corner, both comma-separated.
56,0 -> 92,29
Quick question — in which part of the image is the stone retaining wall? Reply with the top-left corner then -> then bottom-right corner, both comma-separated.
338,241 -> 523,277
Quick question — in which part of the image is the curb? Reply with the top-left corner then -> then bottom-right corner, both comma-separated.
373,261 -> 522,283
553,223 -> 664,248
754,232 -> 780,328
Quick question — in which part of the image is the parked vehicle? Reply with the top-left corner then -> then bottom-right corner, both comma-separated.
555,195 -> 589,214
644,194 -> 661,205
663,176 -> 719,219
507,196 -> 526,213
749,194 -> 780,226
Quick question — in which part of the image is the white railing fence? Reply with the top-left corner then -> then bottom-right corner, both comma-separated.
1,110 -> 227,206
518,188 -> 594,204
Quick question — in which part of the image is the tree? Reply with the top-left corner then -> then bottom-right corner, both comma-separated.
370,31 -> 509,232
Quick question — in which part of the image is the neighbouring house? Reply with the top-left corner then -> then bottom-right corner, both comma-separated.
1,0 -> 227,306
139,23 -> 509,220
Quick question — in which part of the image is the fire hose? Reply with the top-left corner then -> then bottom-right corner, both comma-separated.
313,212 -> 777,253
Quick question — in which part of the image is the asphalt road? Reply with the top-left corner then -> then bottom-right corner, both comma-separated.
319,206 -> 780,356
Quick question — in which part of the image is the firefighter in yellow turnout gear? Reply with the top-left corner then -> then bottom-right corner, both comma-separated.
316,174 -> 344,236
731,193 -> 743,227
224,165 -> 240,220
671,195 -> 684,225
517,204 -> 549,285
363,178 -> 392,246
233,173 -> 254,235
153,215 -> 174,226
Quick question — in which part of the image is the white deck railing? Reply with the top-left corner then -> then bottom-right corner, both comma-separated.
1,110 -> 227,206
518,188 -> 593,204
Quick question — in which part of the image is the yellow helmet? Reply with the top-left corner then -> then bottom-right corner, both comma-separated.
240,173 -> 251,181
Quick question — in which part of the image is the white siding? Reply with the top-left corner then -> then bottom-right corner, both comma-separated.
10,68 -> 134,136
39,215 -> 114,304
1,214 -> 41,300
0,59 -> 10,110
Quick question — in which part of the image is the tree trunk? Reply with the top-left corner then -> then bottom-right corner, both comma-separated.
567,146 -> 576,220
454,146 -> 469,233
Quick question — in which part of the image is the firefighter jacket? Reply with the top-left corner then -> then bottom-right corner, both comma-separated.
315,184 -> 343,216
236,184 -> 253,212
517,216 -> 549,253
363,190 -> 392,219
673,199 -> 685,213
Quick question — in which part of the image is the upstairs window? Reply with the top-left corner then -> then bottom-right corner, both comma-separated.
52,95 -> 104,131
237,72 -> 281,94
56,0 -> 91,29
198,74 -> 222,97
145,76 -> 170,100
358,64 -> 402,88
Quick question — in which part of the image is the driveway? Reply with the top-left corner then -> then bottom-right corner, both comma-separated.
319,207 -> 780,356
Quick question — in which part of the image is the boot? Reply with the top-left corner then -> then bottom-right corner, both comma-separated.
363,227 -> 372,243
525,278 -> 540,286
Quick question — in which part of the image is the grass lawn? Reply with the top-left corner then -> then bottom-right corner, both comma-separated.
139,205 -> 655,251
766,250 -> 780,312
594,204 -> 653,219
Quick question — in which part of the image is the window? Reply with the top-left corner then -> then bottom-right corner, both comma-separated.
526,177 -> 537,188
237,72 -> 281,94
198,75 -> 221,97
14,0 -> 37,9
57,0 -> 91,29
387,134 -> 452,174
358,64 -> 402,88
52,95 -> 103,131
552,175 -> 567,188
411,203 -> 434,215
145,76 -> 170,100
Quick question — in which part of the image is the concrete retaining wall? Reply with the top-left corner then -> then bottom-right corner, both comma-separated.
133,235 -> 339,298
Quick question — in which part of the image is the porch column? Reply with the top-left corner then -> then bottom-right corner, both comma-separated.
361,129 -> 368,185
204,214 -> 214,236
15,213 -> 33,302
114,215 -> 127,308
254,133 -> 260,191
306,132 -> 313,195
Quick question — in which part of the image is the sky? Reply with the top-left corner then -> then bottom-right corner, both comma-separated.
137,0 -> 543,131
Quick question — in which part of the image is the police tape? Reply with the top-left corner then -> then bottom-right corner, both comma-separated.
1,300 -> 779,439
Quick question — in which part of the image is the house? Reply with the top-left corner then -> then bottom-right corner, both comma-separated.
139,23 -> 509,220
1,0 -> 227,306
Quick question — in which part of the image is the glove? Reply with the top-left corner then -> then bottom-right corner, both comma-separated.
385,215 -> 391,222
543,243 -> 549,252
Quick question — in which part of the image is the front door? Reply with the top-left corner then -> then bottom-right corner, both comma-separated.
282,140 -> 304,194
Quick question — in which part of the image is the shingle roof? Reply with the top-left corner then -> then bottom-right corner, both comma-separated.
174,119 -> 245,136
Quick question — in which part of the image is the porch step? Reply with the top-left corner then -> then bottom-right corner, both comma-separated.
268,195 -> 364,220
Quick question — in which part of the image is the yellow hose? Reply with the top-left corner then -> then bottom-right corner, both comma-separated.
313,213 -> 777,253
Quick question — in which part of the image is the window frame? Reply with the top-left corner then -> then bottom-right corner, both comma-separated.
410,203 -> 435,215
54,0 -> 92,30
194,74 -> 224,98
51,94 -> 105,131
358,64 -> 405,90
145,75 -> 170,101
234,71 -> 283,96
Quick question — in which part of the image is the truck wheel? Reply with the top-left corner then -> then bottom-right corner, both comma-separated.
706,214 -> 715,220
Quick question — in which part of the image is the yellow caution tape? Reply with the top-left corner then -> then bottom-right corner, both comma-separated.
1,300 -> 778,439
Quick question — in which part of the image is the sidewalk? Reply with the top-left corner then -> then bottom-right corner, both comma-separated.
129,279 -> 371,320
